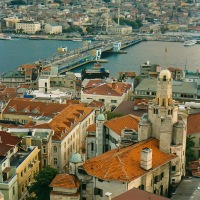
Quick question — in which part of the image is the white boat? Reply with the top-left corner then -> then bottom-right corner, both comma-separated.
0,33 -> 11,40
72,39 -> 82,42
184,39 -> 196,46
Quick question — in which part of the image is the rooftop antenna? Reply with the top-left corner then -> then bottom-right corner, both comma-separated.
185,56 -> 187,70
164,47 -> 167,69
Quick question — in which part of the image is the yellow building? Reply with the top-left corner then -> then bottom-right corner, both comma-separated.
10,142 -> 40,200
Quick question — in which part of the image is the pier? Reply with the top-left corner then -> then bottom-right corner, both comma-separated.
39,37 -> 142,74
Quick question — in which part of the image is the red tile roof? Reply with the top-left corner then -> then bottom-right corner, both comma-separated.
49,104 -> 94,140
83,82 -> 132,97
104,114 -> 139,136
83,138 -> 176,182
3,99 -> 68,117
86,124 -> 96,132
49,174 -> 80,189
87,100 -> 104,108
187,113 -> 200,134
112,188 -> 170,200
0,131 -> 22,156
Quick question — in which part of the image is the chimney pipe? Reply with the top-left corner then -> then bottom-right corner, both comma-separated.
105,192 -> 112,200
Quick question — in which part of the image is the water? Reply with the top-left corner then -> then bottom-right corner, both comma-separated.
1,38 -> 200,77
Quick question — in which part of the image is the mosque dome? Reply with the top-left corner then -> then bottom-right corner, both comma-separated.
70,152 -> 82,163
159,69 -> 171,80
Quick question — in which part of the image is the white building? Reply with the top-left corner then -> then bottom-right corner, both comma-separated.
15,21 -> 41,34
44,23 -> 62,34
81,79 -> 132,111
109,25 -> 132,35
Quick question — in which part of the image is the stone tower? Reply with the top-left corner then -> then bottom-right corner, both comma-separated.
96,113 -> 106,156
148,69 -> 178,144
138,69 -> 187,183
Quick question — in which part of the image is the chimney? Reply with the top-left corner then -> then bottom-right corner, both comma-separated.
112,79 -> 117,90
25,136 -> 32,147
105,192 -> 112,200
140,148 -> 152,170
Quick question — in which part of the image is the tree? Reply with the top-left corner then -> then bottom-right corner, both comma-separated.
105,111 -> 124,120
86,27 -> 93,34
28,167 -> 58,200
186,135 -> 197,165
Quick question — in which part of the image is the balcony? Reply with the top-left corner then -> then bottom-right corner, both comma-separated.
0,174 -> 17,190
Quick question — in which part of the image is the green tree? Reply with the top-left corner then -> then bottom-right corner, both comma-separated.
28,167 -> 58,200
86,27 -> 93,34
186,135 -> 197,165
105,111 -> 124,120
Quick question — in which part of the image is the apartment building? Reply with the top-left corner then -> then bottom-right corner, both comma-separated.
15,21 -> 41,34
81,79 -> 132,111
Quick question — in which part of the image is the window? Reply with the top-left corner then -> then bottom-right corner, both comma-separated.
172,166 -> 176,171
54,158 -> 57,165
24,167 -> 26,174
99,99 -> 105,102
82,183 -> 86,190
94,188 -> 103,197
21,184 -> 24,193
111,100 -> 117,103
13,186 -> 15,195
161,172 -> 164,179
54,146 -> 57,153
44,159 -> 47,167
43,146 -> 46,154
91,143 -> 94,151
139,184 -> 144,190
21,171 -> 23,178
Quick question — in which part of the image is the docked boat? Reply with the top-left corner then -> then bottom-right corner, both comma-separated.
184,39 -> 196,46
81,62 -> 109,80
192,36 -> 200,44
0,34 -> 11,40
72,39 -> 82,42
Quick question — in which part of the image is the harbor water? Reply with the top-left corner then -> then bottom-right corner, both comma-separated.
1,38 -> 200,77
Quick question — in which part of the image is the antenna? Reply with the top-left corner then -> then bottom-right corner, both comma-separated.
164,47 -> 167,68
185,56 -> 187,70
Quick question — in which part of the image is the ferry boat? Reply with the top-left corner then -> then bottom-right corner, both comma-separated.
81,62 -> 109,80
57,46 -> 68,53
184,39 -> 196,46
0,34 -> 11,40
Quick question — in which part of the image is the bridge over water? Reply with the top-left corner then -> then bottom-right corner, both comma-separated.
41,37 -> 142,74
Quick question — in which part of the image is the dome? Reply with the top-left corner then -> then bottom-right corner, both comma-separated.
173,115 -> 186,128
96,113 -> 105,121
70,153 -> 82,163
139,113 -> 151,125
159,69 -> 171,80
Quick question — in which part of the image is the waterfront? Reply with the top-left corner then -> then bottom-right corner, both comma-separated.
1,38 -> 200,77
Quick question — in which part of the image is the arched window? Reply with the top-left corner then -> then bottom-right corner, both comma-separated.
163,75 -> 166,81
156,109 -> 158,114
54,146 -> 57,153
168,110 -> 171,115
13,186 -> 15,195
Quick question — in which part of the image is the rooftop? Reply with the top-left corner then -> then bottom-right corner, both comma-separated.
83,138 -> 176,182
112,188 -> 170,200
